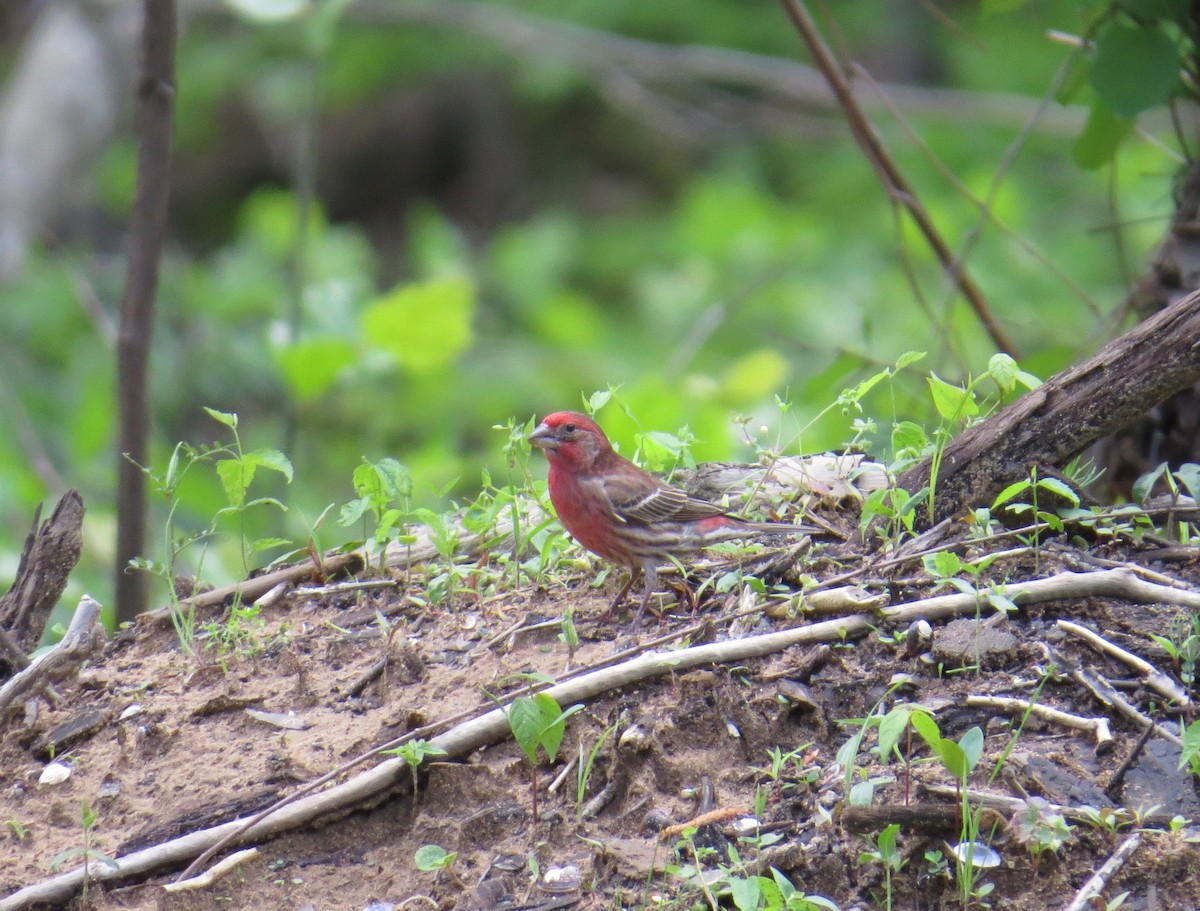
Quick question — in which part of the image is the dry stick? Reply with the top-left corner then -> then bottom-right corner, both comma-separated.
1061,833 -> 1143,911
920,783 -> 1176,830
161,848 -> 258,893
776,0 -> 1015,355
1056,648 -> 1184,748
141,551 -> 364,623
964,695 -> 1112,750
1057,618 -> 1191,708
3,568 -> 1191,910
1103,722 -> 1156,801
0,596 -> 103,718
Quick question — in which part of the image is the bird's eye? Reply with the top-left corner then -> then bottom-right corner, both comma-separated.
563,423 -> 577,434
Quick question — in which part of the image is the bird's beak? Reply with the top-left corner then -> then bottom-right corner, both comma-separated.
529,421 -> 559,451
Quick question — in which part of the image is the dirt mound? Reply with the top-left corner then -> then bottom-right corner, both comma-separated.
3,536 -> 1200,910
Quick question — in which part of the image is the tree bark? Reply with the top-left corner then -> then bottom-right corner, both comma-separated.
0,491 -> 85,675
114,0 -> 176,623
897,288 -> 1200,527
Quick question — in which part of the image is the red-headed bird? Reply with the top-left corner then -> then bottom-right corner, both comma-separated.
529,411 -> 812,626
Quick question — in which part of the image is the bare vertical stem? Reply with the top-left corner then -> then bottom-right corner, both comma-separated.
115,0 -> 177,623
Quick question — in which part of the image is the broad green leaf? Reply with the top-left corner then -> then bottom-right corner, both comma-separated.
836,728 -> 864,770
362,276 -> 475,373
371,458 -> 413,500
1016,370 -> 1042,390
848,779 -> 875,807
1131,0 -> 1190,22
1054,52 -> 1091,105
1073,102 -> 1133,170
988,353 -> 1018,393
507,694 -> 577,765
414,844 -> 454,871
955,724 -> 984,768
924,550 -> 964,579
992,480 -> 1031,509
938,740 -> 969,780
242,496 -> 287,512
205,407 -> 239,430
895,350 -> 926,370
728,874 -> 762,911
878,822 -> 900,856
959,726 -> 984,771
247,449 -> 294,483
927,374 -> 979,420
1036,476 -> 1079,506
891,421 -> 929,456
1132,462 -> 1169,504
585,389 -> 612,414
251,536 -> 292,553
909,711 -> 942,752
1089,25 -> 1180,117
339,498 -> 370,525
1174,463 -> 1200,498
217,459 -> 254,508
877,706 -> 914,761
1180,719 -> 1200,770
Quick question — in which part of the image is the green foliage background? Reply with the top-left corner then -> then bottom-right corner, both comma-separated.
0,0 -> 1183,621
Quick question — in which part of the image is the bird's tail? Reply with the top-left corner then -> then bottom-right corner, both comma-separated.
738,520 -> 820,535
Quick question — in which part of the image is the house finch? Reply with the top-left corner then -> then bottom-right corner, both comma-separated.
529,411 -> 813,626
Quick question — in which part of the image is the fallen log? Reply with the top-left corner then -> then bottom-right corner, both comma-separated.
898,288 -> 1200,527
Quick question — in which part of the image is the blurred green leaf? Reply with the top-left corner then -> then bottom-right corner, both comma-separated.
722,348 -> 790,405
276,338 -> 357,400
1089,25 -> 1180,117
362,277 -> 475,373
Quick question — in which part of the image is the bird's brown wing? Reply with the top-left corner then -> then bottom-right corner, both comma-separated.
602,471 -> 729,525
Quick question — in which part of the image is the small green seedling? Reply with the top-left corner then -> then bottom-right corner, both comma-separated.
414,843 -> 464,889
858,823 -> 905,911
384,738 -> 449,799
507,692 -> 583,820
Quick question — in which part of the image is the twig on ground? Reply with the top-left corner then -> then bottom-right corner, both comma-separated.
921,783 -> 1176,830
1061,833 -> 1142,911
299,579 -> 401,598
1103,723 -> 1156,800
1058,618 -> 1191,708
964,695 -> 1113,750
342,655 -> 390,700
161,848 -> 258,893
1045,645 -> 1182,747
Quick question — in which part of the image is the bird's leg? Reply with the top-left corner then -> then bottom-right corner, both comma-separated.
602,567 -> 641,620
629,564 -> 658,629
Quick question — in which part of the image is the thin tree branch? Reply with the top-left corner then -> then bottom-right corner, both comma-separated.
777,0 -> 1018,356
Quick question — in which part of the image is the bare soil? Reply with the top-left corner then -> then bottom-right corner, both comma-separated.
3,532 -> 1200,911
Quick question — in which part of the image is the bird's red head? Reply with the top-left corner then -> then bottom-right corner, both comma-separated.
529,411 -> 612,472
